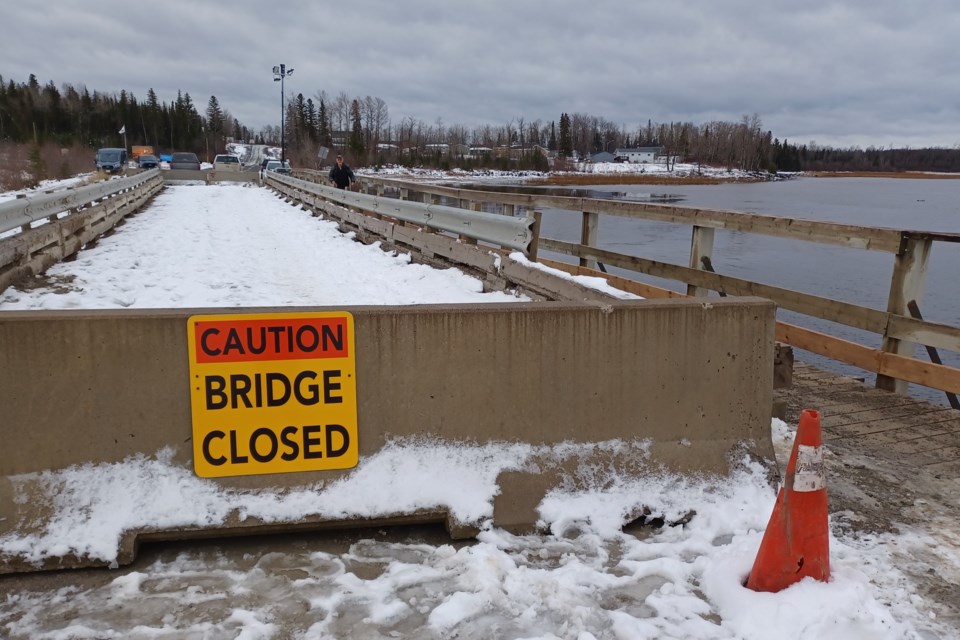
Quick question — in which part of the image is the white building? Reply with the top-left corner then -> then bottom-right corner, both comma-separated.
615,146 -> 664,163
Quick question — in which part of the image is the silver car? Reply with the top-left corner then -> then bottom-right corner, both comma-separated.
213,154 -> 242,172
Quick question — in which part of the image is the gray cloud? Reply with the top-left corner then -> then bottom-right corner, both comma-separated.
4,0 -> 959,148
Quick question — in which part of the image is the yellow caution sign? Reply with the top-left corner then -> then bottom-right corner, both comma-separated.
187,312 -> 358,478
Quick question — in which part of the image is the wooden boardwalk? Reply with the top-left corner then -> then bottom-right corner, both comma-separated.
774,360 -> 960,629
777,361 -> 960,480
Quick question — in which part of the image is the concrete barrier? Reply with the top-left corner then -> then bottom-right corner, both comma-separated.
161,169 -> 258,183
0,299 -> 776,572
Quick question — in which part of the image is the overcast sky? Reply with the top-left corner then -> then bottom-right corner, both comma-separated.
5,0 -> 960,149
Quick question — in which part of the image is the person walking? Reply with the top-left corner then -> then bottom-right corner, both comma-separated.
328,155 -> 355,189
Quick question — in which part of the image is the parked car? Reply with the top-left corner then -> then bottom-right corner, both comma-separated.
96,147 -> 128,174
137,154 -> 160,169
132,146 -> 155,161
212,154 -> 242,172
169,152 -> 201,170
264,160 -> 292,175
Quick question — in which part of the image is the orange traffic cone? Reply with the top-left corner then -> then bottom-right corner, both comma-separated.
746,409 -> 830,592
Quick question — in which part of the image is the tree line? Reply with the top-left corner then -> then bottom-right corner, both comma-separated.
2,73 -> 959,177
0,74 -> 256,159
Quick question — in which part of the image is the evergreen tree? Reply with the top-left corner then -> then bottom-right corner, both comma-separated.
349,98 -> 364,158
292,93 -> 308,149
305,98 -> 318,142
117,89 -> 130,145
206,95 -> 224,153
206,96 -> 223,134
80,87 -> 94,146
285,101 -> 299,153
178,92 -> 200,150
318,99 -> 331,147
145,88 -> 161,147
558,113 -> 573,158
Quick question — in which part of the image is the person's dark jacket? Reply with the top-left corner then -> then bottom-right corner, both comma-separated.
329,162 -> 355,189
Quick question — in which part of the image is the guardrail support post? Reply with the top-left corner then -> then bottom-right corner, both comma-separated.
877,234 -> 932,394
688,226 -> 716,297
460,202 -> 482,245
527,211 -> 542,262
580,211 -> 599,270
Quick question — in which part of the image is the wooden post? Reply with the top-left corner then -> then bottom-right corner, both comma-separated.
504,203 -> 516,217
580,211 -> 598,270
877,234 -> 932,394
687,226 -> 716,297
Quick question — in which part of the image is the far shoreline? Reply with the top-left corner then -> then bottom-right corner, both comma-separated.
809,171 -> 960,180
529,169 -> 960,186
527,173 -> 769,186
357,163 -> 960,188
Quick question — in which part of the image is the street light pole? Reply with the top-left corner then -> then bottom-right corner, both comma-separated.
272,64 -> 294,164
202,125 -> 209,163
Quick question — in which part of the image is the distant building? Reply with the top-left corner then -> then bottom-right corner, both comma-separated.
533,144 -> 555,157
615,146 -> 663,163
591,151 -> 616,163
463,146 -> 492,160
331,130 -> 350,148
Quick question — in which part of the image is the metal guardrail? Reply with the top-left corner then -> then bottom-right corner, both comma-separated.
354,174 -> 960,400
0,171 -> 164,294
269,173 -> 537,252
0,169 -> 161,235
356,175 -> 960,253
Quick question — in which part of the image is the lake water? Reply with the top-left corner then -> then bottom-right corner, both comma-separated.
473,177 -> 960,407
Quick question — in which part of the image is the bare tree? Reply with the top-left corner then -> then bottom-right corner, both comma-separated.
446,124 -> 468,146
371,97 -> 388,145
526,119 -> 544,149
332,91 -> 351,136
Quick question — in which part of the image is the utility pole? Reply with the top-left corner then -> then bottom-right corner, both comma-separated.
272,64 -> 294,163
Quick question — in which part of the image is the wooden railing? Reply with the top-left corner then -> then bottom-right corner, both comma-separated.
0,171 -> 164,293
342,172 -> 960,402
